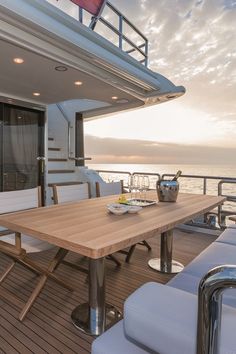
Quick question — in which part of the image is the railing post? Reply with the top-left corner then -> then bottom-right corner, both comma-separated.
145,39 -> 148,67
119,15 -> 123,50
203,178 -> 207,195
197,265 -> 236,354
79,7 -> 83,23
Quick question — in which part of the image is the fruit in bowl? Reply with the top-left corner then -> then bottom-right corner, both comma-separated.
118,194 -> 128,204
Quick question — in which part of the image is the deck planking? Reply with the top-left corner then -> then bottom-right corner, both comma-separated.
0,228 -> 216,354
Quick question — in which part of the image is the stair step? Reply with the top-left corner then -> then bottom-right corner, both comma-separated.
48,170 -> 75,174
48,147 -> 60,151
48,158 -> 68,162
48,181 -> 82,187
48,137 -> 54,141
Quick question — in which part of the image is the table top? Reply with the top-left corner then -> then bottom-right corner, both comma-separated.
0,192 -> 225,259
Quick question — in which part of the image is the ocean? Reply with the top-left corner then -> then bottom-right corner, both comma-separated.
88,163 -> 236,212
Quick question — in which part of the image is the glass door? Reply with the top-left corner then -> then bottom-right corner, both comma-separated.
0,103 -> 45,198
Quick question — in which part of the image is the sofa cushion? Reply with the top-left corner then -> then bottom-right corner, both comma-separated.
228,224 -> 236,229
91,320 -> 152,354
215,228 -> 236,246
124,282 -> 198,354
183,242 -> 236,278
124,282 -> 236,354
167,270 -> 236,308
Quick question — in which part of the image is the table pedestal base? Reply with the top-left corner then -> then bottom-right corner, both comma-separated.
148,258 -> 184,274
71,303 -> 122,336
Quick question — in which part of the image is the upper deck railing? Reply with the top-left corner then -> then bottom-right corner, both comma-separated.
49,0 -> 149,66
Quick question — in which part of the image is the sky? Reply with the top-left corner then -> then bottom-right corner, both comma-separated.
84,0 -> 236,164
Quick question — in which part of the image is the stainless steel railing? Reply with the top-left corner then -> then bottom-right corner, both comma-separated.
218,180 -> 236,228
197,265 -> 236,354
95,169 -> 236,228
78,1 -> 149,66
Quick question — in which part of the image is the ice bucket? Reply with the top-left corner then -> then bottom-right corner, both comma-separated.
156,180 -> 179,202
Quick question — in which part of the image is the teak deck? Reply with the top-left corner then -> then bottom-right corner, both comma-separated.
0,228 -> 216,354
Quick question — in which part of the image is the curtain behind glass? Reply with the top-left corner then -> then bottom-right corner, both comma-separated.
3,107 -> 39,190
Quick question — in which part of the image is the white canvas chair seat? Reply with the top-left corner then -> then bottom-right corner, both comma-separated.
0,187 -> 72,321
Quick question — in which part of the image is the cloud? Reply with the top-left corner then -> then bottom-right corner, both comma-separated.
105,0 -> 236,125
85,135 -> 236,164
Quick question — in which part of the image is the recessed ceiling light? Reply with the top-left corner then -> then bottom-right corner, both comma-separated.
55,65 -> 68,71
13,58 -> 24,64
74,81 -> 83,86
111,96 -> 118,100
33,92 -> 40,96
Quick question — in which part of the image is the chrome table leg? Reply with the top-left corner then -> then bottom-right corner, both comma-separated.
148,230 -> 184,274
71,257 -> 122,336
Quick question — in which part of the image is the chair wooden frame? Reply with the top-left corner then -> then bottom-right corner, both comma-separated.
0,187 -> 73,321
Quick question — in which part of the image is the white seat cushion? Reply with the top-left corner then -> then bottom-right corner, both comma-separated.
168,270 -> 236,308
91,320 -> 150,354
215,228 -> 236,246
183,242 -> 236,278
124,282 -> 236,354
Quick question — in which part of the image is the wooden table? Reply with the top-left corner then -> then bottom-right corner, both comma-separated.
0,192 -> 225,335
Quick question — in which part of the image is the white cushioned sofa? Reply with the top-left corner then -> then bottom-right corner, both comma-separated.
92,225 -> 236,354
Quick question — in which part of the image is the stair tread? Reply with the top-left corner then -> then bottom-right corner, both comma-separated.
48,181 -> 80,187
48,170 -> 75,174
48,147 -> 60,151
48,158 -> 68,162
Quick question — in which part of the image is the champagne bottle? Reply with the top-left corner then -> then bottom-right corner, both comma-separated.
172,170 -> 182,181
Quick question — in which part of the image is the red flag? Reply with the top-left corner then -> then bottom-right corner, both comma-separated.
70,0 -> 105,16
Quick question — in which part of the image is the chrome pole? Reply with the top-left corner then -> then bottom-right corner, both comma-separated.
148,230 -> 184,274
160,230 -> 173,273
89,258 -> 106,335
71,257 -> 121,336
197,265 -> 236,354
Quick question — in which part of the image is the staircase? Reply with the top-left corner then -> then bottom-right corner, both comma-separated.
47,137 -> 79,187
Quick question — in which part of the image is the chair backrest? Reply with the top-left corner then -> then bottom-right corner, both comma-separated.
0,187 -> 47,254
0,187 -> 41,215
96,181 -> 123,197
52,183 -> 91,204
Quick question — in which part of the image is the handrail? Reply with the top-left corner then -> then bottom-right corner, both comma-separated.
77,1 -> 148,66
162,173 -> 236,195
95,169 -> 236,228
218,180 -> 236,228
197,265 -> 236,354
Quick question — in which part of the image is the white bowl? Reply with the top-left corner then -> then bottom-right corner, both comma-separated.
127,205 -> 142,214
107,203 -> 129,215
